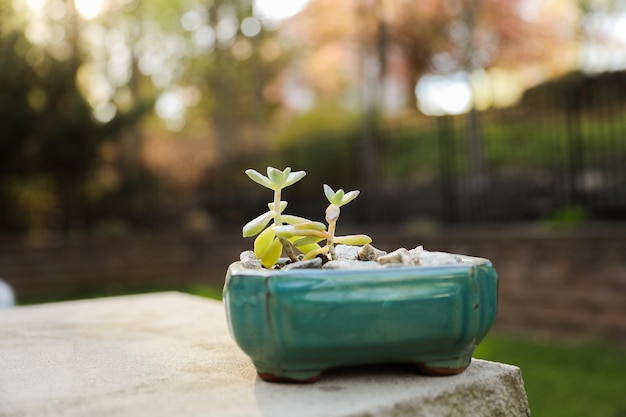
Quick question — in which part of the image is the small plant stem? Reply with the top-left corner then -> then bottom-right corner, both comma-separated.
327,220 -> 337,260
273,188 -> 282,225
274,187 -> 299,262
280,237 -> 299,262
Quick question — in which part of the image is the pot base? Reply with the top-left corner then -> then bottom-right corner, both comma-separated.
258,372 -> 322,384
256,354 -> 472,383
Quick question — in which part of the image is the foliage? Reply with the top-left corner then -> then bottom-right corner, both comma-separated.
275,184 -> 371,260
243,167 -> 371,268
270,105 -> 361,150
242,167 -> 320,268
285,0 -> 579,108
171,0 -> 294,164
474,334 -> 626,417
1,0 -> 289,233
542,205 -> 590,229
0,32 -> 138,231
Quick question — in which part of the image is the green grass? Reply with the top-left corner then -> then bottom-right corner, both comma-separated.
185,284 -> 223,300
474,333 -> 626,417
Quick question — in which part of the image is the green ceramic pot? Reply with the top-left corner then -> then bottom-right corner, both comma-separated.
223,255 -> 498,382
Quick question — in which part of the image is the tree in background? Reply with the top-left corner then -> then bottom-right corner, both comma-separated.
273,0 -> 582,212
201,0 -> 287,163
282,0 -> 580,111
0,0 -> 153,233
0,0 -> 294,233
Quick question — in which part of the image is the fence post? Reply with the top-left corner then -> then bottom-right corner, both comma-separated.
565,83 -> 586,206
438,115 -> 458,222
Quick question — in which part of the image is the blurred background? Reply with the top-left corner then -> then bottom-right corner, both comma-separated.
1,0 -> 625,414
2,0 -> 626,234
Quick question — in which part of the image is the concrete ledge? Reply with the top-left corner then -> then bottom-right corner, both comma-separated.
0,292 -> 530,417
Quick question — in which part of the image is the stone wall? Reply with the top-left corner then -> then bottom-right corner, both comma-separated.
2,225 -> 625,345
0,233 -> 246,302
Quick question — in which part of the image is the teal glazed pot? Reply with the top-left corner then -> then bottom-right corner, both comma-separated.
223,255 -> 498,382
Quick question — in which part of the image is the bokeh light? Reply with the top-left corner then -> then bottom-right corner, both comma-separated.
254,0 -> 310,22
74,0 -> 105,20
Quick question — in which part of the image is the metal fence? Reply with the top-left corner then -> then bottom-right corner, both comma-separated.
203,71 -> 626,225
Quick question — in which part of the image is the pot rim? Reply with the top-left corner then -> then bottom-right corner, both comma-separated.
228,254 -> 492,279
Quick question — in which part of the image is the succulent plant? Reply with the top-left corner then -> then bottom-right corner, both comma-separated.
242,167 -> 320,268
274,184 -> 372,261
244,167 -> 372,267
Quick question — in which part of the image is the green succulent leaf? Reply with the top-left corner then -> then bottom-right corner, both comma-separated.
295,242 -> 322,255
260,236 -> 282,268
254,225 -> 276,258
297,229 -> 328,238
245,169 -> 275,190
277,225 -> 327,239
323,184 -> 360,207
339,190 -> 360,206
283,170 -> 306,187
282,214 -> 313,224
293,236 -> 324,247
333,234 -> 372,245
303,245 -> 330,260
242,211 -> 275,237
267,167 -> 287,187
273,225 -> 297,239
287,236 -> 321,254
323,184 -> 338,204
289,221 -> 327,231
334,189 -> 345,202
268,201 -> 288,213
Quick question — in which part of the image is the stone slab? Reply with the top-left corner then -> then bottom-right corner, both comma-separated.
0,292 -> 529,417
